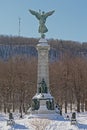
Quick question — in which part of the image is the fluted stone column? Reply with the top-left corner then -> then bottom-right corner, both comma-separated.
36,38 -> 50,94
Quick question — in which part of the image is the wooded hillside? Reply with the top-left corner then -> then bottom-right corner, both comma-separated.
0,35 -> 87,61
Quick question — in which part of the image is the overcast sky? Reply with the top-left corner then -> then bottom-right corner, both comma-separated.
0,0 -> 87,42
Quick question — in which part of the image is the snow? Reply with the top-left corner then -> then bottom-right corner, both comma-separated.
33,93 -> 54,99
37,38 -> 50,47
39,38 -> 47,43
0,112 -> 87,130
37,42 -> 49,47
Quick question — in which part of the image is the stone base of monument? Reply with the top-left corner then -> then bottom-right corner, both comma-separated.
28,93 -> 61,119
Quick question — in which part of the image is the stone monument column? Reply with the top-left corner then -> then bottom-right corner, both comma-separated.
36,38 -> 50,94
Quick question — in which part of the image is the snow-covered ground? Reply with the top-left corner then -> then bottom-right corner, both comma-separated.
0,112 -> 87,130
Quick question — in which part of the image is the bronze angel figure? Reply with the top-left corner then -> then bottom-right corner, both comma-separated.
29,9 -> 55,38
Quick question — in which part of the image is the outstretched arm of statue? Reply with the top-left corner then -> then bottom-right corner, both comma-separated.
45,10 -> 55,18
29,9 -> 40,20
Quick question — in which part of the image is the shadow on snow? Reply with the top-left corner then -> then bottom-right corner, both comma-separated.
13,123 -> 28,129
78,123 -> 87,129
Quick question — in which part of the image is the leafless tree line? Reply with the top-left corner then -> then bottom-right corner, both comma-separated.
0,56 -> 37,113
50,53 -> 87,113
0,54 -> 87,113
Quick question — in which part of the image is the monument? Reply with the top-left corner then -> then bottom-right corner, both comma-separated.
28,9 -> 60,118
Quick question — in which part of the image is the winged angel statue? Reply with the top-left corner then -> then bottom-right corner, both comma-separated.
29,9 -> 55,38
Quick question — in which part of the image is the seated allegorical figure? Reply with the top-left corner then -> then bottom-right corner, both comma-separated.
39,78 -> 48,93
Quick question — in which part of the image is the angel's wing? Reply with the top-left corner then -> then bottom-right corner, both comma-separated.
45,10 -> 55,18
29,9 -> 40,20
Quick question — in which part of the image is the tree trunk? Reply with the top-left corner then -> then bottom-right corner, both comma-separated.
81,98 -> 84,112
23,103 -> 25,113
65,100 -> 67,113
70,102 -> 72,112
12,93 -> 15,112
85,100 -> 87,111
7,106 -> 10,113
4,103 -> 6,113
19,106 -> 22,118
81,102 -> 84,112
12,102 -> 15,112
77,98 -> 80,112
